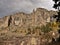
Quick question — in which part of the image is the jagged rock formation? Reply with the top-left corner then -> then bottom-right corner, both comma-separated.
0,16 -> 10,28
0,8 -> 59,45
0,8 -> 57,28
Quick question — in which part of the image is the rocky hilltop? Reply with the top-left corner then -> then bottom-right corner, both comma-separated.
0,8 -> 59,45
0,8 -> 57,28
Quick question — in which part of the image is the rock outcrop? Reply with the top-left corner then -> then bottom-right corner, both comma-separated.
0,8 -> 59,45
0,8 -> 57,28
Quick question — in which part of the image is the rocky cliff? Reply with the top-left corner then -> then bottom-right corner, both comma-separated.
0,8 -> 58,36
0,8 -> 57,28
0,8 -> 59,45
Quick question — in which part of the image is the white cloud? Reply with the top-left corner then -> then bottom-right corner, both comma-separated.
0,0 -> 55,17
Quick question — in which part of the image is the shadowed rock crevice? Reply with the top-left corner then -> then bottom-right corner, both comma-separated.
8,16 -> 12,26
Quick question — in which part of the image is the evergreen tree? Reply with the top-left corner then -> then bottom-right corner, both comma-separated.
53,0 -> 60,22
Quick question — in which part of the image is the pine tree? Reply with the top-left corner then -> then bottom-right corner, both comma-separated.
53,0 -> 60,22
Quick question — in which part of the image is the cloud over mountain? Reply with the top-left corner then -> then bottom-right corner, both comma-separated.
0,0 -> 55,17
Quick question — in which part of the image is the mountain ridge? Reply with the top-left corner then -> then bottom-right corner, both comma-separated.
0,8 -> 58,28
0,8 -> 60,45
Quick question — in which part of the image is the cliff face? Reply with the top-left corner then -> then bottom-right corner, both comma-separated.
0,8 -> 59,45
0,8 -> 57,28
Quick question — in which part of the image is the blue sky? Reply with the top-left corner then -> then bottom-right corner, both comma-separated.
0,0 -> 55,17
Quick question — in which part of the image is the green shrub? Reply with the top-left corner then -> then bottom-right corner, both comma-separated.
41,23 -> 52,33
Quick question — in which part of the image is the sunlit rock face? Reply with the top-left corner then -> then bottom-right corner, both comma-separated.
0,8 -> 57,28
0,8 -> 59,45
0,16 -> 10,28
